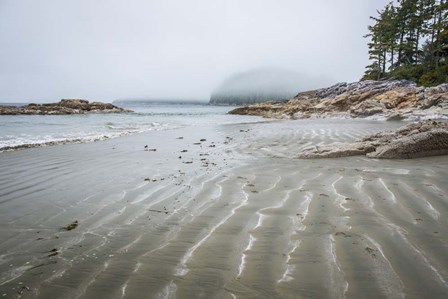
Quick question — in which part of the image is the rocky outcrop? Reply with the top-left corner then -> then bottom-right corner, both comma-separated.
0,99 -> 132,115
229,80 -> 448,120
297,120 -> 448,159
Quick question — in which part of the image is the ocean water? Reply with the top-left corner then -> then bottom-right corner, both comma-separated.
0,102 -> 250,151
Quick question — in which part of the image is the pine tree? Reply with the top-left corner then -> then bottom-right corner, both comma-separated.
363,3 -> 399,79
363,0 -> 448,85
433,0 -> 448,66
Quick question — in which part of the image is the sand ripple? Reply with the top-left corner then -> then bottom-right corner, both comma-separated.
0,119 -> 447,298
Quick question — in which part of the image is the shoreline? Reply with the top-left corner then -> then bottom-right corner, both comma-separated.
0,124 -> 180,153
3,116 -> 447,159
0,116 -> 402,153
0,105 -> 237,153
229,80 -> 448,121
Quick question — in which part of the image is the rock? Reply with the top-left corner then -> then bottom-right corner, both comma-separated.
227,102 -> 285,117
297,142 -> 376,159
385,112 -> 405,121
48,248 -> 59,257
63,220 -> 79,231
367,121 -> 448,159
297,120 -> 448,159
58,99 -> 90,110
228,80 -> 448,120
0,99 -> 132,115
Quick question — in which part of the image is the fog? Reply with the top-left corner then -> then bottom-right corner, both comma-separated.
0,0 -> 391,103
210,67 -> 330,104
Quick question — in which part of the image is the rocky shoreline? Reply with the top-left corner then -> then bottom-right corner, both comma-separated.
229,80 -> 448,159
229,80 -> 448,120
0,99 -> 132,115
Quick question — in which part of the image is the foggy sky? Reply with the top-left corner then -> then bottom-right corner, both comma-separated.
0,0 -> 391,102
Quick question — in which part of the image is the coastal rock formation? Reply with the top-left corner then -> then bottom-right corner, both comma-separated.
0,99 -> 132,115
229,80 -> 448,120
297,120 -> 448,159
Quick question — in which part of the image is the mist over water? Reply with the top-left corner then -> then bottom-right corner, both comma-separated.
209,67 -> 329,104
0,0 -> 392,103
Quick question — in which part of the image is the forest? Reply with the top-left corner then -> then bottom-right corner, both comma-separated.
363,0 -> 448,86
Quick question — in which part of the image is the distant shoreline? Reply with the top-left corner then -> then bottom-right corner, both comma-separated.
0,99 -> 132,115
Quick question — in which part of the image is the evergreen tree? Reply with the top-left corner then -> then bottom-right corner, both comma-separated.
363,0 -> 448,85
364,3 -> 397,79
433,0 -> 448,66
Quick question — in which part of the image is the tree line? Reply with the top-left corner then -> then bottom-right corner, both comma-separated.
363,0 -> 447,86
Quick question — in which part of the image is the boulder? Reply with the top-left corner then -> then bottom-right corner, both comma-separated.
367,129 -> 448,158
297,120 -> 448,159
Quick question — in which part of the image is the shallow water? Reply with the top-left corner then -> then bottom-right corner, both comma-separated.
0,103 -> 246,151
0,116 -> 447,298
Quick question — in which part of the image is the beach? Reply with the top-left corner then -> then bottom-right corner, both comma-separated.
1,116 -> 448,299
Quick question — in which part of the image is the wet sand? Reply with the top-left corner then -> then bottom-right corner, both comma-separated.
1,119 -> 448,298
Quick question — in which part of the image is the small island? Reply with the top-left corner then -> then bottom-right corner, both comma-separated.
0,99 -> 132,115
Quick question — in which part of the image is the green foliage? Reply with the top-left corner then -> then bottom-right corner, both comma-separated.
376,63 -> 448,86
419,64 -> 448,85
361,62 -> 382,81
388,64 -> 428,82
363,0 -> 448,86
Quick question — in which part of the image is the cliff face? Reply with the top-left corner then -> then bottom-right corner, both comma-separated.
0,99 -> 132,115
229,80 -> 448,120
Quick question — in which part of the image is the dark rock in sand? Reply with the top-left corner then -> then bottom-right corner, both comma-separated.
63,220 -> 79,231
297,120 -> 448,159
0,99 -> 132,115
48,248 -> 59,257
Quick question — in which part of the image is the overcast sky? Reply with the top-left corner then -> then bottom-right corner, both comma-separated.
0,0 -> 390,103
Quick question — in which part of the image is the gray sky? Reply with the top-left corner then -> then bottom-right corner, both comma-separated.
0,0 -> 390,102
